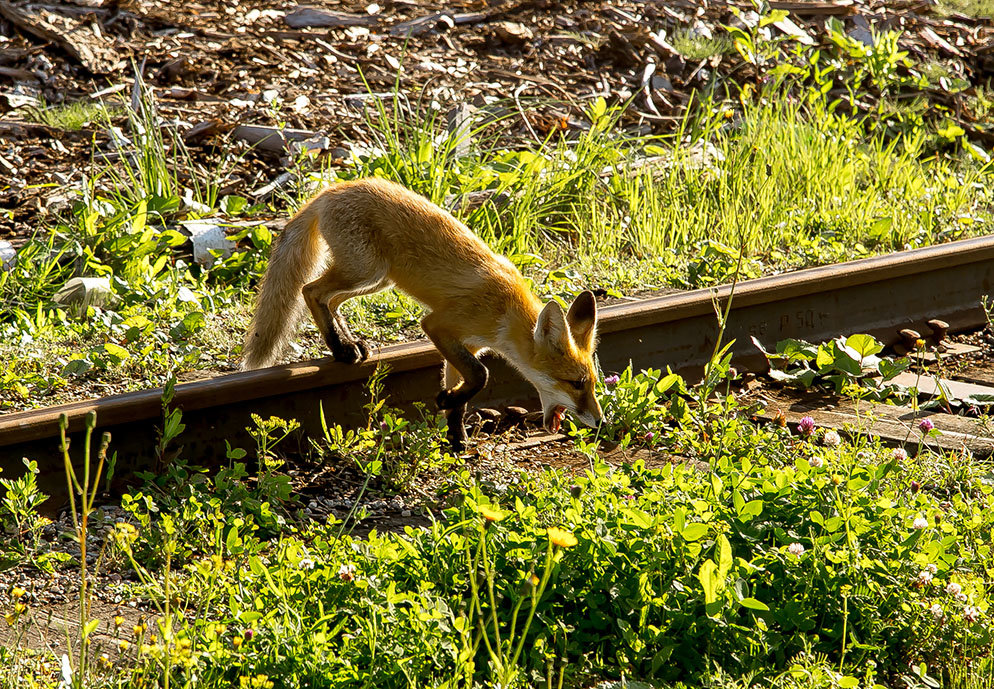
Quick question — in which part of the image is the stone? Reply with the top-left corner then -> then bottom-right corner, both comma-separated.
53,277 -> 116,310
181,220 -> 235,267
0,240 -> 15,270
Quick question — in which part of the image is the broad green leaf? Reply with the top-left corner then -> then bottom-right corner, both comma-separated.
251,225 -> 273,248
131,199 -> 147,235
222,195 -> 249,215
62,359 -> 92,377
742,499 -> 764,518
879,357 -> 910,381
740,598 -> 770,611
249,555 -> 266,576
868,217 -> 892,238
697,559 -> 720,605
717,535 -> 733,578
101,343 -> 130,362
711,473 -> 723,497
628,509 -> 653,529
846,334 -> 883,359
682,523 -> 708,541
759,9 -> 789,26
733,490 -> 745,514
158,229 -> 188,247
655,372 -> 683,395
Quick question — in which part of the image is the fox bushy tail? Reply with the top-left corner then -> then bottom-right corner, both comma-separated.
241,208 -> 325,370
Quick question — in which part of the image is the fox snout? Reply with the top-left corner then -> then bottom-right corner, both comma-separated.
543,393 -> 603,434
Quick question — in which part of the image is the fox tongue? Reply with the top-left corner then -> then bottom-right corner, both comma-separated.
551,406 -> 565,434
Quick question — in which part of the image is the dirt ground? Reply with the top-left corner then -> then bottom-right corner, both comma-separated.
0,0 -> 689,242
3,0 -> 994,242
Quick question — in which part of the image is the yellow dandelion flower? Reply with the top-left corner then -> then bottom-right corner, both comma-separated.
232,635 -> 243,649
10,587 -> 26,599
114,615 -> 124,628
119,640 -> 130,652
4,613 -> 16,627
479,506 -> 505,522
133,624 -> 145,637
916,338 -> 926,350
547,527 -> 578,548
13,602 -> 27,614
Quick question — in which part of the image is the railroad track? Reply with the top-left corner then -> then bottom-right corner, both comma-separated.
3,234 -> 994,499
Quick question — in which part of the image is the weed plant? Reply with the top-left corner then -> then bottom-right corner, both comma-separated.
2,69 -> 992,412
4,349 -> 993,688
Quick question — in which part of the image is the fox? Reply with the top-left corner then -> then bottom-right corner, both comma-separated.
240,177 -> 603,449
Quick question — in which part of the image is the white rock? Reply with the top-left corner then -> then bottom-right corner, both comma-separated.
176,286 -> 201,305
181,220 -> 235,267
53,277 -> 116,310
182,188 -> 211,214
292,94 -> 311,113
0,240 -> 15,270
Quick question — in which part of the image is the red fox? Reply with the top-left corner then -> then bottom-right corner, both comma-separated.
241,177 -> 603,449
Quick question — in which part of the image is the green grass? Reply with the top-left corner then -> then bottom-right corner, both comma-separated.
671,29 -> 734,61
24,99 -> 125,131
936,0 -> 994,16
2,363 -> 992,688
1,80 -> 992,410
346,94 -> 990,279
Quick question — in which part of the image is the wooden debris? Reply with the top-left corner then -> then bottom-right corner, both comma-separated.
950,365 -> 994,387
0,1 -> 120,73
919,26 -> 963,57
230,125 -> 320,153
758,393 -> 994,457
766,1 -> 856,16
3,0 -> 994,247
0,65 -> 38,81
251,171 -> 296,200
772,16 -> 815,45
389,11 -> 455,37
283,7 -> 377,29
912,342 -> 981,364
890,372 -> 994,403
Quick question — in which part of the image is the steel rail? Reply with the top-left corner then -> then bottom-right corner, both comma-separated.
3,234 -> 994,496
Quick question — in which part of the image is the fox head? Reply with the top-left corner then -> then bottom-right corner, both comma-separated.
529,291 -> 603,433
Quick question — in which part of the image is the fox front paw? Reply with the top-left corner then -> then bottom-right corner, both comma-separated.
446,423 -> 468,453
333,340 -> 370,365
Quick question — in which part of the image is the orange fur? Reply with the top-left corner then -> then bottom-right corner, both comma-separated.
241,178 -> 603,440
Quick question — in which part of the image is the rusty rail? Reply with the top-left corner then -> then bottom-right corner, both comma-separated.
3,234 -> 994,496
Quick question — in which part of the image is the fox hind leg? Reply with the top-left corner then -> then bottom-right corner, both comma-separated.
302,266 -> 390,364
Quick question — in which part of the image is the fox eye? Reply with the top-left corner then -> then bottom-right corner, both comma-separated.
564,378 -> 586,391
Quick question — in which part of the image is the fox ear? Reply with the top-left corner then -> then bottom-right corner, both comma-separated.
535,300 -> 569,352
566,290 -> 597,351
